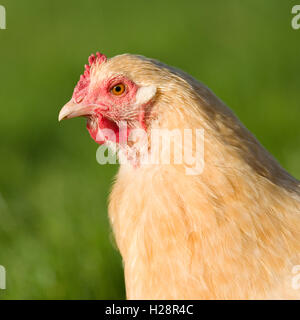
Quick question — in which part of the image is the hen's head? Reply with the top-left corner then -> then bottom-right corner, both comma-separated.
59,52 -> 158,145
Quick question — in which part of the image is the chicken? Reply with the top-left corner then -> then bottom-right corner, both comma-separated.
59,52 -> 300,299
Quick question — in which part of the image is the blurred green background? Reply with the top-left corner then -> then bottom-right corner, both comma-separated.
0,0 -> 299,299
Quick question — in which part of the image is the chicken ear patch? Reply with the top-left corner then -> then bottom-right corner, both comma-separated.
135,85 -> 157,106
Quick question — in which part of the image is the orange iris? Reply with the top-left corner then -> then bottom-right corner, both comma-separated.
111,83 -> 125,95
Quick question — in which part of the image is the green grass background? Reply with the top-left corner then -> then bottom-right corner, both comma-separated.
0,0 -> 299,299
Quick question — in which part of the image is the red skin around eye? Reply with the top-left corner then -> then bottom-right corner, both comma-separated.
86,76 -> 139,145
86,76 -> 138,107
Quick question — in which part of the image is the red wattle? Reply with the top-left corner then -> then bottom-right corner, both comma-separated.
86,115 -> 130,145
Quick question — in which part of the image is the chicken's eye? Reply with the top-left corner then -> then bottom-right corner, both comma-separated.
111,83 -> 125,96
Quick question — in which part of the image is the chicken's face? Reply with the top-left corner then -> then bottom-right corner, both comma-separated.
59,52 -> 156,145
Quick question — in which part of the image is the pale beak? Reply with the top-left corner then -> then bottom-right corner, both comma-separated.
58,100 -> 95,122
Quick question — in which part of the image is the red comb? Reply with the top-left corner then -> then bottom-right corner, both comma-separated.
73,52 -> 107,103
